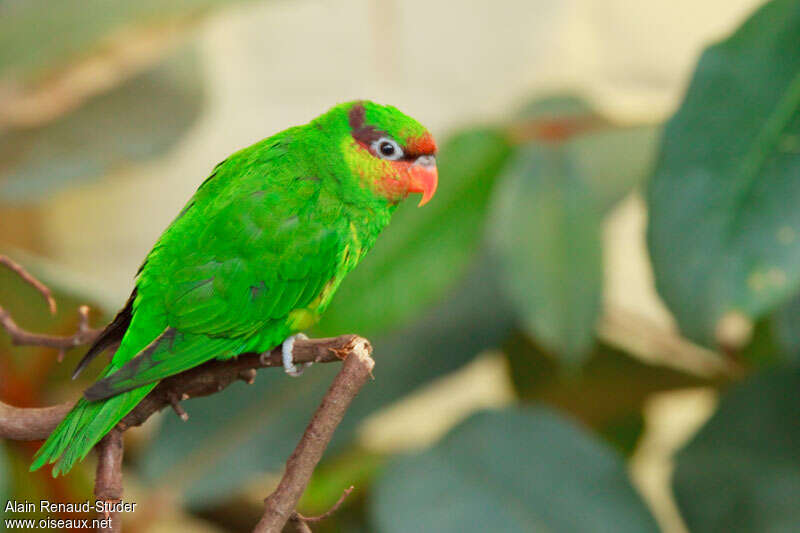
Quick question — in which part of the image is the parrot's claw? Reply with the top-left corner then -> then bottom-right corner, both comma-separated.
282,333 -> 311,377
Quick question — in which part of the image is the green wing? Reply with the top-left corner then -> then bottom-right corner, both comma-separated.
86,143 -> 348,399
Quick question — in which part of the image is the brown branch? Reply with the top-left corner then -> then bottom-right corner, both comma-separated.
95,430 -> 124,533
119,335 -> 365,430
0,255 -> 101,352
0,335 -> 368,440
1,258 -> 370,532
289,520 -> 313,533
0,303 -> 100,352
0,335 -> 369,533
0,402 -> 73,440
0,256 -> 57,314
254,339 -> 374,533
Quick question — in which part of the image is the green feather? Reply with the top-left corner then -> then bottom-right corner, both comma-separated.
31,100 -> 435,476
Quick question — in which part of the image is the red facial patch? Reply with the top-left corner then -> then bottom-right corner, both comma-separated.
405,132 -> 437,157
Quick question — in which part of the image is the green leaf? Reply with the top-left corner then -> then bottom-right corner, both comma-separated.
647,0 -> 800,344
0,45 -> 203,202
298,448 -> 384,515
771,293 -> 800,363
316,128 -> 513,337
737,316 -> 786,368
515,94 -> 598,122
489,143 -> 602,365
569,126 -> 660,213
141,256 -> 515,506
516,94 -> 659,213
370,407 -> 659,533
673,366 -> 800,532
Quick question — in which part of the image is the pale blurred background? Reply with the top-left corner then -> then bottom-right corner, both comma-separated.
35,0 -> 757,299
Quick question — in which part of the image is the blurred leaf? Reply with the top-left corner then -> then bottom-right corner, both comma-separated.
673,365 -> 800,532
299,448 -> 384,515
647,0 -> 800,344
316,128 -> 513,337
771,293 -> 800,363
505,333 -> 720,455
599,412 -> 646,458
0,0 -> 251,82
516,94 -> 598,122
142,256 -> 515,506
570,125 -> 660,213
371,408 -> 659,533
516,95 -> 659,212
738,316 -> 785,368
489,143 -> 602,365
0,45 -> 203,202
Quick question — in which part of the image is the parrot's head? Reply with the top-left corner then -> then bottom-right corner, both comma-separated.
318,101 -> 438,207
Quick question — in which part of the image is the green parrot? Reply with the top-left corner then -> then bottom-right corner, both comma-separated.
31,100 -> 438,476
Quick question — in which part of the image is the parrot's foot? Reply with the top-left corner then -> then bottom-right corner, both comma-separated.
282,333 -> 311,377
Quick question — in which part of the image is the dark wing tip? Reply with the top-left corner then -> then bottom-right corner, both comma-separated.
83,379 -> 115,402
72,288 -> 137,379
83,326 -> 175,401
71,355 -> 95,380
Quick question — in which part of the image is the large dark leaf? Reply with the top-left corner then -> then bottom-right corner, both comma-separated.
647,0 -> 800,344
316,128 -> 513,337
771,293 -> 800,364
371,408 -> 659,533
0,45 -> 203,202
489,143 -> 602,365
673,366 -> 800,532
141,256 -> 515,506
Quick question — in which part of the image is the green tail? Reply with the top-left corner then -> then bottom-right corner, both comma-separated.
31,330 -> 244,476
30,383 -> 156,476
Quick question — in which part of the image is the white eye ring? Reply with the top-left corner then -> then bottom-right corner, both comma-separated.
372,137 -> 404,160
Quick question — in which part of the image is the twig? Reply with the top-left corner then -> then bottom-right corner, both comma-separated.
0,256 -> 57,314
288,519 -> 313,533
168,393 -> 189,421
0,304 -> 99,351
0,256 -> 101,352
253,339 -> 374,533
94,430 -> 124,533
294,485 -> 354,523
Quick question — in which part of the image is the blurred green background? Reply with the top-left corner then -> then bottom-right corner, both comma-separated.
1,0 -> 799,531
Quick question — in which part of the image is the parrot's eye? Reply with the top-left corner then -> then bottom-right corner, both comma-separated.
372,137 -> 403,161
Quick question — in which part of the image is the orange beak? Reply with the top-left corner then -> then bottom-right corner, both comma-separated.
407,155 -> 438,206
